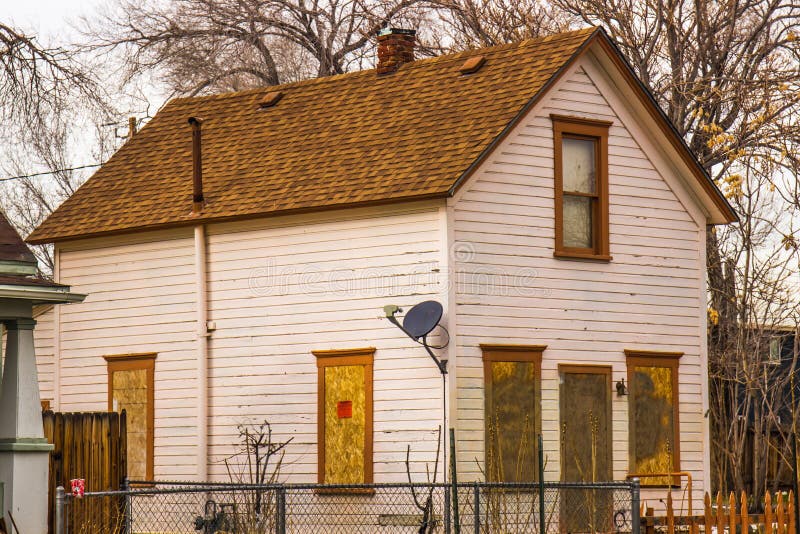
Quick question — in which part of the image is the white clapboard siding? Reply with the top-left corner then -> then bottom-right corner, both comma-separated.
33,305 -> 56,404
55,229 -> 200,479
205,204 -> 446,482
450,58 -> 708,508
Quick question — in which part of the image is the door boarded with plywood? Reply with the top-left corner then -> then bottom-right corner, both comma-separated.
559,365 -> 613,532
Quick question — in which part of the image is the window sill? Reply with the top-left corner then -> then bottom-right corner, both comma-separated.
553,251 -> 612,262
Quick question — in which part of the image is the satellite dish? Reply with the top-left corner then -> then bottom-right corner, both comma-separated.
403,300 -> 443,340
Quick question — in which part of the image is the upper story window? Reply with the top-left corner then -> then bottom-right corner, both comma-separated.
551,115 -> 612,261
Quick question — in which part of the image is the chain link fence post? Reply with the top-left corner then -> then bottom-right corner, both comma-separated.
444,482 -> 451,534
275,485 -> 286,534
55,486 -> 66,534
631,478 -> 641,534
472,483 -> 480,534
122,477 -> 132,534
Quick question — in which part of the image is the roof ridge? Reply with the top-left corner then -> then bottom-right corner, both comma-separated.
169,27 -> 598,105
0,209 -> 37,264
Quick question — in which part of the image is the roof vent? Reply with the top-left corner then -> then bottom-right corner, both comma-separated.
259,91 -> 284,108
459,55 -> 486,75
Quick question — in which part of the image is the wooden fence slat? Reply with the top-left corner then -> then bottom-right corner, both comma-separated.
667,492 -> 675,534
43,411 -> 127,533
649,489 -> 800,534
646,507 -> 655,534
766,492 -> 774,534
741,491 -> 750,534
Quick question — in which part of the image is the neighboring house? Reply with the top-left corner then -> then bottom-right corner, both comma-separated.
27,26 -> 735,508
714,328 -> 800,491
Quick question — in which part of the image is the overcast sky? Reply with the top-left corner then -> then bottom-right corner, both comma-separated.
0,0 -> 168,179
2,0 -> 103,41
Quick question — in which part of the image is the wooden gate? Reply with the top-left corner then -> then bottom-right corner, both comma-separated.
43,410 -> 127,533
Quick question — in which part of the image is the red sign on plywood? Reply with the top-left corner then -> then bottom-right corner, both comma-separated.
337,400 -> 353,419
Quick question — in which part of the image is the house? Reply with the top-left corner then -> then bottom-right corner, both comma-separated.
26,26 -> 736,509
0,211 -> 84,533
710,326 -> 800,492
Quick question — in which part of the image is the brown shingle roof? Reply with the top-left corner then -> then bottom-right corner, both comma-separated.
0,275 -> 68,288
27,27 -> 734,244
29,29 -> 601,243
0,210 -> 37,264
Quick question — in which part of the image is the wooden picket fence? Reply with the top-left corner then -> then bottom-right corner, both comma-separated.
643,490 -> 797,534
43,410 -> 128,534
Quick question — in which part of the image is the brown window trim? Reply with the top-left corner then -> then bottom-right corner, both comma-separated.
313,347 -> 375,491
481,344 -> 545,482
104,353 -> 156,482
551,114 -> 612,261
624,349 -> 683,486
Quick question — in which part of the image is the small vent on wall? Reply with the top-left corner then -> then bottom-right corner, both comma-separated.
259,91 -> 284,108
459,56 -> 486,75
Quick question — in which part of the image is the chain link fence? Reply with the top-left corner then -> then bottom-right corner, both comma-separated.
56,480 -> 640,534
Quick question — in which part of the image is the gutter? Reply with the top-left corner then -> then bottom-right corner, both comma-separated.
195,224 -> 209,482
0,285 -> 86,304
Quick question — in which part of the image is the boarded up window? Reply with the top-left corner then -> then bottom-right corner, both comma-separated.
314,348 -> 373,484
626,350 -> 682,485
482,345 -> 544,482
105,354 -> 155,481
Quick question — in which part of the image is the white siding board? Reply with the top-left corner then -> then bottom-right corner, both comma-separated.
54,231 -> 198,480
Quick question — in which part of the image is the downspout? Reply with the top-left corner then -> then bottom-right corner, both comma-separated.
53,245 -> 61,410
189,116 -> 209,481
195,224 -> 209,482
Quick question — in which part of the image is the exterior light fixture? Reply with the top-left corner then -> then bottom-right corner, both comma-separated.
616,378 -> 628,397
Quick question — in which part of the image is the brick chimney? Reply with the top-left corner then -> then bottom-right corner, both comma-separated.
376,28 -> 416,75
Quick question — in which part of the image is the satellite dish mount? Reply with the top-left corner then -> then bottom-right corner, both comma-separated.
384,301 -> 449,374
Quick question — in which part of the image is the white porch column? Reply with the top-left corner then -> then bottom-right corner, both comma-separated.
0,318 -> 52,534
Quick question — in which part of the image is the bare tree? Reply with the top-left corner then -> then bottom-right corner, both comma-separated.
0,22 -> 113,274
0,23 -> 100,142
0,114 -> 126,273
87,0 -> 440,96
552,0 -> 800,495
435,0 -> 572,50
